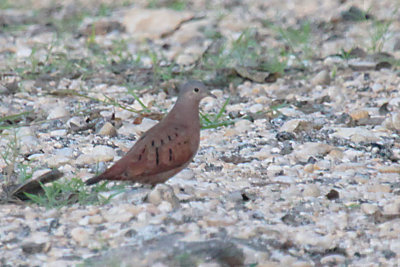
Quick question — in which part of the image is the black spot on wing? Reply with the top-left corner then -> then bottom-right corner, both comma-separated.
168,135 -> 172,141
169,148 -> 172,161
155,147 -> 159,165
151,140 -> 155,147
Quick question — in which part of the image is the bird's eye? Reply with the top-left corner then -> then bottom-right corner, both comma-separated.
194,88 -> 199,93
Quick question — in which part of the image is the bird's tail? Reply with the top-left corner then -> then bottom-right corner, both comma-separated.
85,161 -> 127,185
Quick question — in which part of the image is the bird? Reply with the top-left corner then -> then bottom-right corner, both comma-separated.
85,81 -> 216,186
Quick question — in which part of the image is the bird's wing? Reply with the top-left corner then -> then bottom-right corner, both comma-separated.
124,124 -> 197,177
86,124 -> 198,184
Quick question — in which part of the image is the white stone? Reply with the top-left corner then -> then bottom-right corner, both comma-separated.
147,184 -> 180,209
25,232 -> 50,244
102,206 -> 135,223
249,104 -> 264,113
50,129 -> 67,136
294,231 -> 334,249
47,106 -> 70,120
78,216 -> 90,226
303,184 -> 321,197
348,60 -> 376,70
47,155 -> 71,167
254,146 -> 273,160
371,83 -> 384,92
123,8 -> 194,39
98,122 -> 117,137
198,263 -> 221,267
76,145 -> 115,164
117,123 -> 137,136
16,46 -> 32,58
70,227 -> 91,246
272,176 -> 296,184
311,70 -> 331,86
292,142 -> 334,162
28,153 -> 45,161
67,116 -> 85,129
234,119 -> 252,133
118,118 -> 158,136
383,202 -> 400,215
361,203 -> 379,215
5,126 -> 41,154
31,169 -> 52,179
280,119 -> 313,133
55,148 -> 74,158
392,113 -> 400,130
279,108 -> 304,117
320,254 -> 346,265
158,201 -> 173,213
137,211 -> 151,222
89,214 -> 104,224
173,169 -> 194,180
331,127 -> 384,142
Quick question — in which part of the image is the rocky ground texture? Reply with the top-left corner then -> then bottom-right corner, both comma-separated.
1,0 -> 400,266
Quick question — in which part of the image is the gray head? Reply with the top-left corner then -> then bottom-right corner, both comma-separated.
178,81 -> 216,103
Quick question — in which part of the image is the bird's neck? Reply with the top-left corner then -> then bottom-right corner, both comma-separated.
166,98 -> 200,128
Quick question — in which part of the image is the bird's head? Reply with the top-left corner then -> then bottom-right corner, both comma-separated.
178,81 -> 216,104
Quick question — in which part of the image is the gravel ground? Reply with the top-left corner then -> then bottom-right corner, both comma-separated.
1,0 -> 400,266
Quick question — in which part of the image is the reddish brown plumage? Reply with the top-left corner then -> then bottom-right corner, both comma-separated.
85,81 -> 214,186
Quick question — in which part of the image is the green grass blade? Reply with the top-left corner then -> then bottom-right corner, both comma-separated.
213,97 -> 230,123
127,89 -> 150,112
0,111 -> 30,123
201,120 -> 235,129
199,112 -> 212,123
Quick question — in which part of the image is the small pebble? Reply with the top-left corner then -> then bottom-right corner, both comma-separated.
76,145 -> 115,164
311,70 -> 331,86
349,109 -> 369,121
361,203 -> 379,215
70,227 -> 90,246
368,184 -> 391,193
320,254 -> 346,265
303,184 -> 321,197
47,106 -> 70,120
98,122 -> 117,137
234,119 -> 252,133
147,184 -> 180,209
249,103 -> 263,113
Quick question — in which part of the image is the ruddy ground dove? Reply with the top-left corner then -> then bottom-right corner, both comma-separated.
85,81 -> 215,186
